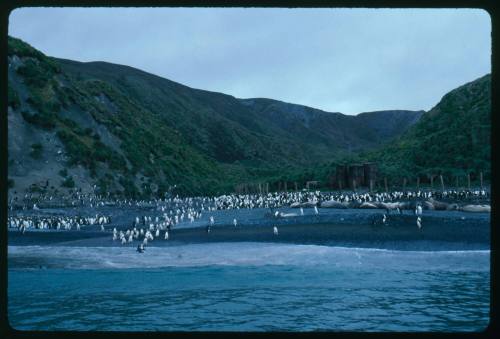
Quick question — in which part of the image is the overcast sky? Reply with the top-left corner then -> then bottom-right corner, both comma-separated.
9,7 -> 491,114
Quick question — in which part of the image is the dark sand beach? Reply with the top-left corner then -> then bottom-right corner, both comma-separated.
8,207 -> 490,251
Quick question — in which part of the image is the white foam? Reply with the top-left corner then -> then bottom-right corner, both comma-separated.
8,243 -> 490,270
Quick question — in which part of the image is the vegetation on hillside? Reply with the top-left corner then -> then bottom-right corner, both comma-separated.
29,143 -> 43,159
8,36 -> 491,196
362,74 -> 491,186
9,37 -> 229,197
295,74 -> 491,190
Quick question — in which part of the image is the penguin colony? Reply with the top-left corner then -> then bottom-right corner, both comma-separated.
8,189 -> 490,247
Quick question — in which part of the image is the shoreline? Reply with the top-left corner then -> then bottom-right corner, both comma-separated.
8,209 -> 490,251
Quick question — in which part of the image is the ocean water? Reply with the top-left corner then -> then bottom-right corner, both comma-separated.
8,243 -> 490,332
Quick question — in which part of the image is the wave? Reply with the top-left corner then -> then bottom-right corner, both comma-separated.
8,243 -> 490,270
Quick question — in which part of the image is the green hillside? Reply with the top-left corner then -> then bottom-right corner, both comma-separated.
8,36 -> 426,197
260,74 -> 491,190
8,37 -> 227,196
358,74 -> 491,187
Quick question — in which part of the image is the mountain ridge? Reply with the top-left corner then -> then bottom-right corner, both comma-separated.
7,36 -> 455,197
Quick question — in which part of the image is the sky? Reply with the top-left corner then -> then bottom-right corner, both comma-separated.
8,7 -> 491,115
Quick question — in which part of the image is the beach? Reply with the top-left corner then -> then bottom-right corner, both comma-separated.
8,206 -> 490,250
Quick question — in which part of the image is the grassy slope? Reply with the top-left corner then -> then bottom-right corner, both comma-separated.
10,35 -> 469,196
55,58 -> 423,164
248,75 -> 491,189
359,74 -> 491,185
8,36 -> 225,196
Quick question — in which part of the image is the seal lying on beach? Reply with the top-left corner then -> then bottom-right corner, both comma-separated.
290,201 -> 318,208
398,201 -> 412,210
424,198 -> 457,211
423,200 -> 435,210
359,202 -> 379,209
274,211 -> 298,218
383,202 -> 409,210
429,198 -> 450,210
320,200 -> 347,208
460,204 -> 491,213
379,202 -> 407,212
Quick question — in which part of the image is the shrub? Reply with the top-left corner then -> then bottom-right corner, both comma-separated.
29,184 -> 44,193
29,143 -> 43,159
8,37 -> 61,73
21,110 -> 56,130
119,176 -> 139,199
108,154 -> 127,171
93,140 -> 109,162
53,84 -> 72,108
97,177 -> 109,195
8,86 -> 20,109
62,176 -> 75,188
57,130 -> 92,166
16,59 -> 52,88
21,87 -> 60,131
59,168 -> 68,177
60,118 -> 82,133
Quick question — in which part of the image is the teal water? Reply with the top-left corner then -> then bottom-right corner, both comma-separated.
8,243 -> 490,331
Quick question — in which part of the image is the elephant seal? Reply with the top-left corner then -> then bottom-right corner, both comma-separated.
359,202 -> 379,209
427,198 -> 451,210
423,200 -> 435,210
301,201 -> 318,208
380,202 -> 400,211
397,201 -> 411,210
320,200 -> 347,208
277,212 -> 299,218
291,201 -> 317,208
460,204 -> 491,213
